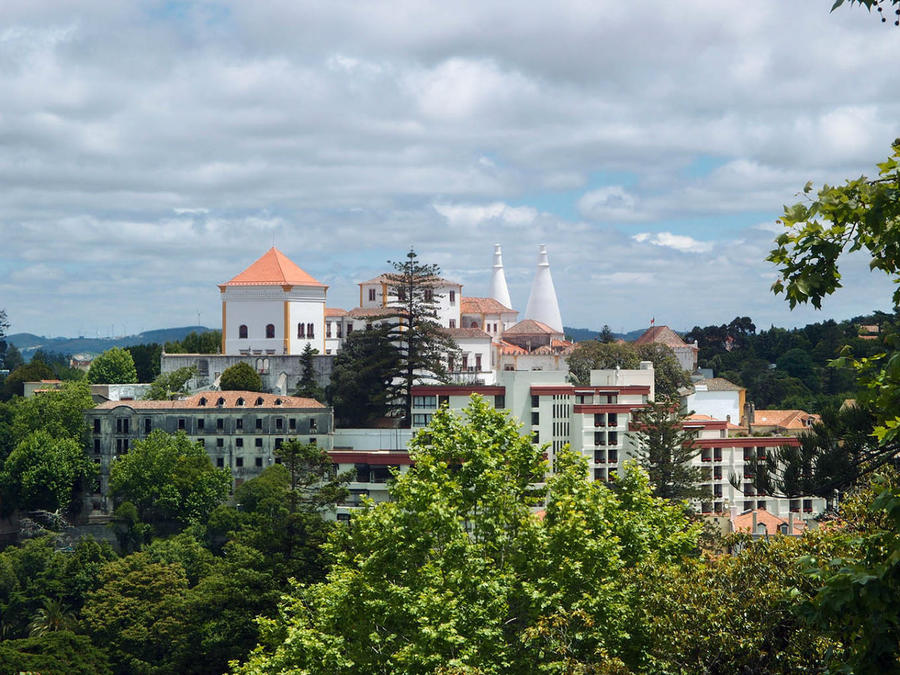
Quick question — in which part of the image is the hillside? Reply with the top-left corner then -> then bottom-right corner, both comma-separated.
8,326 -> 213,360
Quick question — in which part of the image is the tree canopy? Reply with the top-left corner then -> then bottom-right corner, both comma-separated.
143,366 -> 197,400
219,362 -> 262,392
88,347 -> 138,384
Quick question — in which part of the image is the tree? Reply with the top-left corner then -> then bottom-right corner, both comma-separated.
383,248 -> 459,426
769,140 -> 900,456
218,362 -> 262,392
635,342 -> 691,397
164,330 -> 221,354
631,395 -> 705,503
87,347 -> 137,384
108,430 -> 231,526
598,324 -> 615,343
0,309 -> 8,370
831,0 -> 900,25
3,343 -> 24,372
327,324 -> 401,426
126,343 -> 163,382
0,631 -> 112,674
1,359 -> 54,400
294,344 -> 324,401
567,341 -> 640,385
9,380 -> 94,448
81,553 -> 190,674
233,396 -> 700,673
275,439 -> 350,514
0,431 -> 95,513
28,597 -> 75,636
143,366 -> 197,400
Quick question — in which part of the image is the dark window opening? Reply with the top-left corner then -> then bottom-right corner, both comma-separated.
266,324 -> 275,339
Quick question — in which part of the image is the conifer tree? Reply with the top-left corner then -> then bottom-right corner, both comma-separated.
294,344 -> 325,402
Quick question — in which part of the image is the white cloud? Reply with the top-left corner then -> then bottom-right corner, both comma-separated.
578,186 -> 640,222
433,201 -> 538,228
632,232 -> 714,254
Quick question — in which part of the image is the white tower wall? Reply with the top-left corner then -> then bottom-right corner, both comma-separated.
524,245 -> 563,333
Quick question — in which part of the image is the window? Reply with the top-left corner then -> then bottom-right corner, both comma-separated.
144,418 -> 151,434
439,395 -> 449,407
197,359 -> 209,376
93,438 -> 101,453
276,418 -> 283,430
216,438 -> 224,448
255,418 -> 262,430
197,438 -> 205,448
462,354 -> 468,370
255,438 -> 263,448
494,395 -> 505,409
255,457 -> 263,468
266,323 -> 275,338
449,290 -> 455,303
608,431 -> 618,446
608,413 -> 618,427
475,353 -> 482,371
412,413 -> 432,426
337,323 -> 342,338
309,437 -> 316,445
413,395 -> 437,409
236,457 -> 244,468
424,289 -> 433,302
236,438 -> 243,447
531,395 -> 540,408
236,418 -> 243,430
275,438 -> 283,449
217,457 -> 224,467
307,323 -> 314,338
372,466 -> 392,483
93,419 -> 101,433
326,322 -> 332,338
178,418 -> 186,430
197,418 -> 205,430
116,418 -> 129,434
289,418 -> 296,430
298,323 -> 305,338
239,324 -> 248,339
449,319 -> 456,328
368,288 -> 376,302
470,320 -> 479,329
531,412 -> 540,425
355,464 -> 371,482
309,418 -> 318,433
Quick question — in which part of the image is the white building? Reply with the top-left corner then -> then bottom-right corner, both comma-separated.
220,247 -> 328,356
684,377 -> 746,426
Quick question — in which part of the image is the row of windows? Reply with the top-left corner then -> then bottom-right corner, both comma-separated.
237,323 -> 316,339
101,416 -> 320,434
447,353 -> 483,371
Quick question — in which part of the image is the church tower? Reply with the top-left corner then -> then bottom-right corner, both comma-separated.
524,244 -> 563,333
219,247 -> 327,356
488,243 -> 512,310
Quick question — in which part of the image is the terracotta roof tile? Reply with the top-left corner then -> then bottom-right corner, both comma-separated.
94,390 -> 325,410
325,307 -> 348,317
732,509 -> 807,535
442,327 -> 491,339
633,325 -> 695,349
504,319 -> 561,336
753,409 -> 820,430
498,340 -> 528,355
347,306 -> 397,318
223,248 -> 324,287
460,296 -> 515,315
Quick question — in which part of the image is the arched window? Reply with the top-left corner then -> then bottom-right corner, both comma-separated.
470,321 -> 479,329
236,397 -> 245,406
255,397 -> 264,406
266,324 -> 275,339
198,397 -> 207,406
274,398 -> 282,406
239,324 -> 248,339
298,323 -> 305,338
216,397 -> 225,407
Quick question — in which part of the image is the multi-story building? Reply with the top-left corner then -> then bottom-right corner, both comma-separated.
85,390 -> 333,513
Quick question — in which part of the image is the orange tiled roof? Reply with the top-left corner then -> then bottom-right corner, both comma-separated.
347,306 -> 397,318
359,274 -> 460,287
753,409 -> 820,430
443,327 -> 491,339
460,296 -> 516,315
325,307 -> 348,317
497,340 -> 528,355
732,509 -> 807,536
222,248 -> 324,287
633,325 -> 695,349
94,390 -> 325,410
504,319 -> 561,336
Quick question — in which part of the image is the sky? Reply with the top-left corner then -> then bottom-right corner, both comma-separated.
1,1 -> 899,338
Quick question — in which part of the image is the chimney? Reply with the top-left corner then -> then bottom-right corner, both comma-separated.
489,244 -> 513,310
524,245 -> 564,334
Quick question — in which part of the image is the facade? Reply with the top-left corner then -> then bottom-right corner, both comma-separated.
684,377 -> 746,426
85,391 -> 334,513
357,274 -> 463,329
220,247 -> 328,356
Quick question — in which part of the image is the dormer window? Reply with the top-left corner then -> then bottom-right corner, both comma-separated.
198,397 -> 207,406
255,397 -> 264,406
217,397 -> 225,407
236,397 -> 244,406
274,398 -> 283,406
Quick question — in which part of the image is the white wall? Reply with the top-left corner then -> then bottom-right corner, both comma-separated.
686,390 -> 741,423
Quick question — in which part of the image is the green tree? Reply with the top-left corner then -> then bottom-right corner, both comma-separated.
275,439 -> 350,514
108,430 -> 231,527
164,330 -> 221,354
88,347 -> 138,384
9,380 -> 94,448
219,362 -> 262,392
0,430 -> 95,513
383,248 -> 459,426
233,397 -> 700,673
631,395 -> 705,503
327,324 -> 401,426
3,343 -> 24,372
0,631 -> 112,674
566,340 -> 640,385
81,553 -> 190,674
143,366 -> 197,400
635,342 -> 691,397
126,343 -> 163,382
598,324 -> 615,343
294,343 -> 324,401
27,596 -> 75,636
2,359 -> 54,400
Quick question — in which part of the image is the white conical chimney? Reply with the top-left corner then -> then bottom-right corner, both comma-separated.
489,244 -> 512,310
524,244 -> 563,333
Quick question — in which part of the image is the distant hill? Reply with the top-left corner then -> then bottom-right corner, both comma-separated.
564,326 -> 684,343
8,326 -> 213,360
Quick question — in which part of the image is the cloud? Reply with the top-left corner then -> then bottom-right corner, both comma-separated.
578,186 -> 640,222
632,232 -> 714,254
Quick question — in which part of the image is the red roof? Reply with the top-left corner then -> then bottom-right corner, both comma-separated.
222,248 -> 324,287
94,390 -> 325,410
460,296 -> 515,315
633,325 -> 695,349
732,509 -> 807,536
504,319 -> 560,336
325,307 -> 348,317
